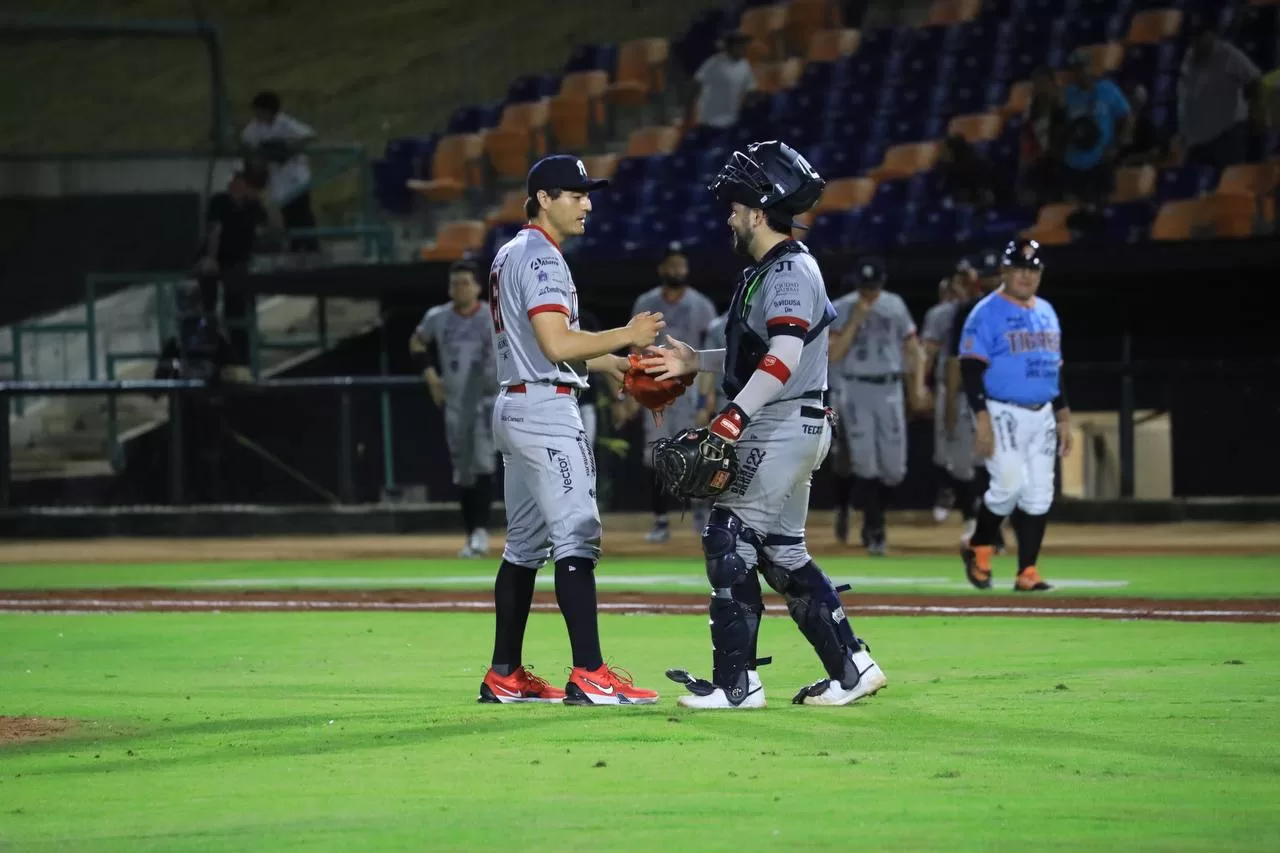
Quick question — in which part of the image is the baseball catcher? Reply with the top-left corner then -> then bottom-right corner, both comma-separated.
639,141 -> 888,710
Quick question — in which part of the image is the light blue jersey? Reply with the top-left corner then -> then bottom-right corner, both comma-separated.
958,290 -> 1061,406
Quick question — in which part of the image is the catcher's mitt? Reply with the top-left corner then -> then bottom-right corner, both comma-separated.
623,353 -> 694,420
652,427 -> 740,500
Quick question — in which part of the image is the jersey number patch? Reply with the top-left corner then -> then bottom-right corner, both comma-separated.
489,265 -> 505,332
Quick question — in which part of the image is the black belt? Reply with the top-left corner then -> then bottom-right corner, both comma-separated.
844,373 -> 901,384
800,405 -> 826,420
765,389 -> 824,409
990,398 -> 1049,411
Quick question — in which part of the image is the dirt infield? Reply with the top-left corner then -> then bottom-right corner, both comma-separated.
0,716 -> 78,746
2,587 -> 1276,623
1,515 -> 1278,564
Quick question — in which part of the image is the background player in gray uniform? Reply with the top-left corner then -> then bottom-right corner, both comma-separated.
409,258 -> 498,558
479,155 -> 664,706
827,258 -> 927,555
696,311 -> 729,421
921,261 -> 970,525
626,243 -> 718,543
643,141 -> 886,710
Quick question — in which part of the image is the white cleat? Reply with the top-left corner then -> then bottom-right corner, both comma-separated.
793,650 -> 887,706
468,528 -> 490,557
458,544 -> 480,558
676,670 -> 766,710
960,519 -> 977,545
645,523 -> 671,544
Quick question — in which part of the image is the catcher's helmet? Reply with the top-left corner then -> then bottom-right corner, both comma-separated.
709,140 -> 825,227
1002,237 -> 1044,271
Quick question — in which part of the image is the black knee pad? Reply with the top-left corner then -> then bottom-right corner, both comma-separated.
702,507 -> 750,590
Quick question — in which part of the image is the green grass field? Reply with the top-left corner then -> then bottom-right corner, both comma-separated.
2,554 -> 1278,851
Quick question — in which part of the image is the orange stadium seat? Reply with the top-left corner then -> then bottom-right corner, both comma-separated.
549,70 -> 608,149
927,0 -> 981,26
739,4 -> 788,60
812,177 -> 877,213
1201,192 -> 1261,237
608,38 -> 669,107
1149,199 -> 1201,240
1020,223 -> 1072,245
1032,202 -> 1079,230
483,100 -> 550,180
1112,165 -> 1157,202
1126,9 -> 1183,44
486,191 -> 527,228
420,220 -> 486,261
406,133 -> 484,202
1216,162 -> 1279,197
581,153 -> 619,181
947,112 -> 1004,143
870,141 -> 942,181
755,58 -> 803,94
806,28 -> 860,62
786,0 -> 843,56
625,125 -> 679,157
1076,42 -> 1125,75
1003,81 -> 1033,118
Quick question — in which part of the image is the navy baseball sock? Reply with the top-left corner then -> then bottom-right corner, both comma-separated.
832,475 -> 853,513
491,560 -> 538,674
1011,510 -> 1049,571
555,557 -> 604,671
473,474 -> 492,529
459,486 -> 478,533
970,502 -> 1005,547
877,481 -> 893,516
862,481 -> 884,533
955,478 -> 976,521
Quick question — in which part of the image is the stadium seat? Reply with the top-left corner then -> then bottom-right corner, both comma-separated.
1202,192 -> 1266,238
1126,9 -> 1183,43
1112,164 -> 1158,202
902,205 -> 974,244
486,191 -> 527,228
608,38 -> 670,107
625,126 -> 679,157
1021,222 -> 1073,244
972,206 -> 1038,240
927,0 -> 982,25
755,58 -> 804,94
372,159 -> 415,215
506,73 -> 560,104
813,177 -> 878,213
1064,15 -> 1129,51
1002,81 -> 1034,118
1157,164 -> 1217,201
786,0 -> 843,55
1217,162 -> 1279,197
947,112 -> 1005,143
564,42 -> 617,74
579,153 -> 617,182
807,28 -> 861,62
483,100 -> 550,180
870,141 -> 943,181
481,224 -> 521,259
549,71 -> 609,150
1032,201 -> 1080,230
407,133 -> 484,202
1074,42 -> 1126,76
420,220 -> 486,261
740,4 -> 789,60
447,103 -> 502,134
1103,200 -> 1159,241
1149,198 -> 1201,240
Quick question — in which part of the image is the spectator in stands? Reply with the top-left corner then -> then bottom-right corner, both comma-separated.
1018,66 -> 1067,207
1177,24 -> 1262,169
1118,81 -> 1165,165
1060,50 -> 1131,212
938,134 -> 1001,209
197,168 -> 267,367
685,31 -> 756,132
242,91 -> 319,255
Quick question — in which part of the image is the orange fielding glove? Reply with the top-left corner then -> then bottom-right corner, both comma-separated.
623,353 -> 694,425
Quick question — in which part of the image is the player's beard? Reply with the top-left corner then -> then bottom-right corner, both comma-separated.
731,225 -> 753,259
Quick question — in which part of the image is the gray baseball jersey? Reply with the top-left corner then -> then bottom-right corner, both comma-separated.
491,225 -> 589,389
634,286 -> 717,446
415,302 -> 497,486
921,300 -> 960,387
489,225 -> 600,569
832,290 -> 916,378
704,312 -> 729,411
831,289 -> 915,487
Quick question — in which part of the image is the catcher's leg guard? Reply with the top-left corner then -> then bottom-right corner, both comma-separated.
760,558 -> 863,685
701,507 -> 763,704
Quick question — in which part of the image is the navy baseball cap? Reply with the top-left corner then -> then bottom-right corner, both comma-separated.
972,248 -> 1002,278
850,256 -> 887,287
527,155 -> 609,196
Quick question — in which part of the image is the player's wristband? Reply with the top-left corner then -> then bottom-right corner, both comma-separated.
708,403 -> 748,443
1052,390 -> 1069,412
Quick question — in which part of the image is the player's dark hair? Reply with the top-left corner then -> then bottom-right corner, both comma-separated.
764,212 -> 794,236
525,188 -> 564,220
449,258 -> 478,277
251,91 -> 281,114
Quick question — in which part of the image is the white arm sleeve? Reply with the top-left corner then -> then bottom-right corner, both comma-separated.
728,335 -> 804,418
697,348 -> 726,373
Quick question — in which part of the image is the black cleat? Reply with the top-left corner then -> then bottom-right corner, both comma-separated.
962,545 -> 993,589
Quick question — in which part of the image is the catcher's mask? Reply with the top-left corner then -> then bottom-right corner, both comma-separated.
708,140 -> 825,230
651,428 -> 740,501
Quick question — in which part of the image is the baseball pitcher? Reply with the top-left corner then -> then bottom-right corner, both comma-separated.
629,243 -> 718,543
479,155 -> 664,706
958,238 -> 1071,592
640,141 -> 887,710
827,257 -> 927,555
409,258 -> 498,557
